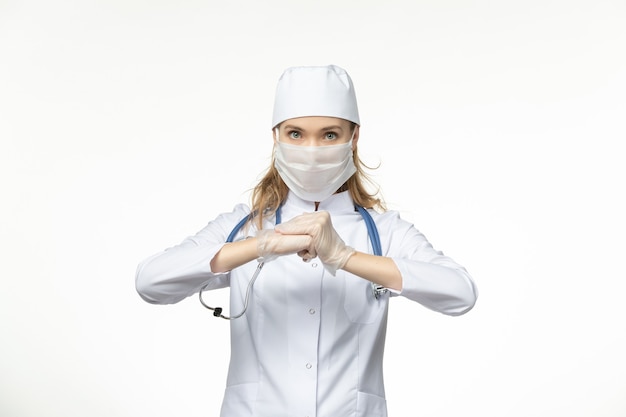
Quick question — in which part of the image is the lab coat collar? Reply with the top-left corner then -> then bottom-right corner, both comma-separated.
282,190 -> 356,217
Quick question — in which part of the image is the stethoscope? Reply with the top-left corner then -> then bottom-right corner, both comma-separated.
199,205 -> 387,320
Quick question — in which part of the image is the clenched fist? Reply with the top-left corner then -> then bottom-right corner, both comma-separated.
275,211 -> 355,275
256,229 -> 314,263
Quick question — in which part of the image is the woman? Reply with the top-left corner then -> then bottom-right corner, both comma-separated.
136,65 -> 478,417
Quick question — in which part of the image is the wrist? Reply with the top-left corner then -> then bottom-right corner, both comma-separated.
211,237 -> 260,273
322,245 -> 356,276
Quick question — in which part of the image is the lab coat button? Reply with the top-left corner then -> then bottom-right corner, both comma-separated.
309,308 -> 315,315
311,262 -> 318,268
306,363 -> 312,369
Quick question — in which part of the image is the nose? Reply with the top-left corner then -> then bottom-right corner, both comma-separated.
300,137 -> 320,146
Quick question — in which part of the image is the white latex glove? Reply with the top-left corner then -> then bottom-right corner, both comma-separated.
275,211 -> 355,275
256,229 -> 313,263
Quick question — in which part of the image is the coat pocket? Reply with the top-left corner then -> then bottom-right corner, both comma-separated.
356,391 -> 388,417
220,382 -> 258,417
343,272 -> 388,324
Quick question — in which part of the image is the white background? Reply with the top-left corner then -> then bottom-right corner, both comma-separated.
1,0 -> 625,416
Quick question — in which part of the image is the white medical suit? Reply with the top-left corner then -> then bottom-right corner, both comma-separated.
136,191 -> 478,417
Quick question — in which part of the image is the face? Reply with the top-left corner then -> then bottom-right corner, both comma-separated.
275,116 -> 359,149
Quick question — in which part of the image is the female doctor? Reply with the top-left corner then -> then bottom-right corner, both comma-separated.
135,65 -> 478,417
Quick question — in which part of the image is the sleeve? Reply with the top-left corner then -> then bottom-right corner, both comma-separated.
135,204 -> 252,305
381,212 -> 478,316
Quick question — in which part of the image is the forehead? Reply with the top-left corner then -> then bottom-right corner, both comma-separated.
280,116 -> 352,131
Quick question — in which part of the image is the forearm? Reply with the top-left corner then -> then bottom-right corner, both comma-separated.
342,252 -> 402,291
342,252 -> 477,315
136,243 -> 226,304
394,258 -> 477,315
136,237 -> 261,304
210,238 -> 259,273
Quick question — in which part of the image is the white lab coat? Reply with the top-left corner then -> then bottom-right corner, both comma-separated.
136,191 -> 478,417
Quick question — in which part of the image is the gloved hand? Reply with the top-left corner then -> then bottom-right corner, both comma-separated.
275,211 -> 355,275
256,228 -> 313,263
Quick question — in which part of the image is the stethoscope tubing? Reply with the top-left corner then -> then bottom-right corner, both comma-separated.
199,205 -> 386,320
199,261 -> 264,320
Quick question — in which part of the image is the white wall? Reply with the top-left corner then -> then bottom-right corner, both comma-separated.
1,1 -> 625,416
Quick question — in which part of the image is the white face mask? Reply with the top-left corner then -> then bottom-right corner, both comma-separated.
274,137 -> 357,202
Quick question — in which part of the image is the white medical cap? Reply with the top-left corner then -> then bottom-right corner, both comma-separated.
271,65 -> 360,128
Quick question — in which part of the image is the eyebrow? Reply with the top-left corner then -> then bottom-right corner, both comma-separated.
282,124 -> 345,132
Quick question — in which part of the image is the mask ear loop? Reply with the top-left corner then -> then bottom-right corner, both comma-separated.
348,125 -> 358,151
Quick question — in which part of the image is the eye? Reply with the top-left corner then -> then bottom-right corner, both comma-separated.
288,130 -> 302,139
324,132 -> 338,140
